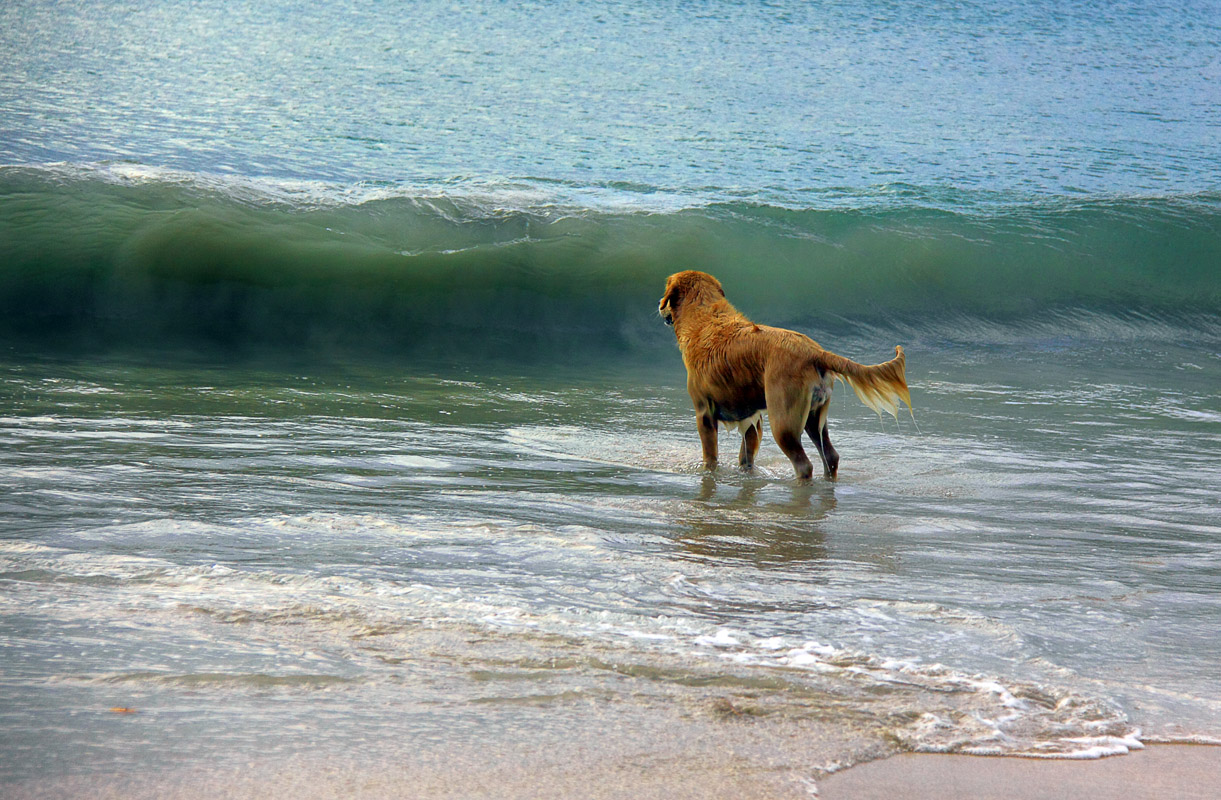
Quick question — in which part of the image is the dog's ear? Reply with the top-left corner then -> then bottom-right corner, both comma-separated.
659,282 -> 681,325
661,271 -> 722,323
660,273 -> 686,309
661,282 -> 683,309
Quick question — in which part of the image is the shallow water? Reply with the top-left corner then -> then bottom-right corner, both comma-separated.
1,336 -> 1217,781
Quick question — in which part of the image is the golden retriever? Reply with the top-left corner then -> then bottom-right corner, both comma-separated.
659,270 -> 911,480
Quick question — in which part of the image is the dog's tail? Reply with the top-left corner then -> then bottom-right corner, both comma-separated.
814,345 -> 912,418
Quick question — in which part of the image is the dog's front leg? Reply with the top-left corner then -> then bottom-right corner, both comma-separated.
697,413 -> 718,471
739,419 -> 761,468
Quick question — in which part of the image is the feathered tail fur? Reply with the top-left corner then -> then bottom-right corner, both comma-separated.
815,345 -> 912,418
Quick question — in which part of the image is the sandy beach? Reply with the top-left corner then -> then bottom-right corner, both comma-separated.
820,745 -> 1221,800
2,733 -> 1216,800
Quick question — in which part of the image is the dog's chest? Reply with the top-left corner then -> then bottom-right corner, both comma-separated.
717,410 -> 763,434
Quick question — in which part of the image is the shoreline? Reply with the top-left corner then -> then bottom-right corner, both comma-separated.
3,743 -> 1217,799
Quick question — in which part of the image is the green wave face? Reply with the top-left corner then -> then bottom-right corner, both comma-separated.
3,167 -> 1218,360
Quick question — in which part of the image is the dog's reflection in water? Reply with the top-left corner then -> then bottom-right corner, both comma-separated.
670,474 -> 837,568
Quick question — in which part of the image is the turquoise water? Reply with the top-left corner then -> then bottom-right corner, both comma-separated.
3,0 -> 1219,197
2,0 -> 1220,793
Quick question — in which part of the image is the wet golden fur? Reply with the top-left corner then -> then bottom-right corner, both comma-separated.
659,270 -> 911,480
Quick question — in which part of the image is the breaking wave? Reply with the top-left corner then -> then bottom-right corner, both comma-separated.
3,164 -> 1218,360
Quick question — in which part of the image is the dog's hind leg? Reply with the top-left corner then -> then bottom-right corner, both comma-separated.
805,402 -> 840,480
766,378 -> 815,480
738,418 -> 762,468
773,424 -> 814,481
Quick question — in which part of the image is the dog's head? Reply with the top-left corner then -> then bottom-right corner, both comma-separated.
659,270 -> 724,326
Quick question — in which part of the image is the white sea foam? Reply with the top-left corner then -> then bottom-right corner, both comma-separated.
0,514 -> 1198,765
9,161 -> 713,217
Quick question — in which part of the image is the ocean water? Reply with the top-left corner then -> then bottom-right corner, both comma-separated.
2,0 -> 1220,794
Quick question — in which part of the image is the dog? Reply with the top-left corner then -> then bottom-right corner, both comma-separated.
659,270 -> 910,480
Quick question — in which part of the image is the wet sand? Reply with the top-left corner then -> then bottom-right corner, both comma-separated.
4,742 -> 1218,800
820,745 -> 1221,800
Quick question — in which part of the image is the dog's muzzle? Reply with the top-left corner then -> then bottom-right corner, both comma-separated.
659,306 -> 674,326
